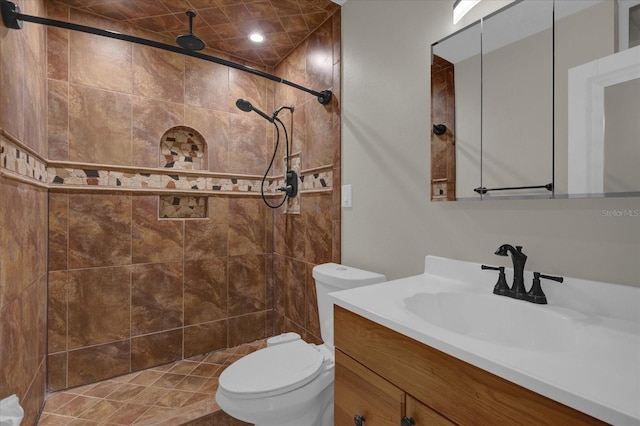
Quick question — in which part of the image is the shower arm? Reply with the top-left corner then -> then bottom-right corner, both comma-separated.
0,0 -> 333,105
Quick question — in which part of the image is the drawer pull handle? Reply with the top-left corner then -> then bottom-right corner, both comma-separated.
401,416 -> 415,426
354,414 -> 365,426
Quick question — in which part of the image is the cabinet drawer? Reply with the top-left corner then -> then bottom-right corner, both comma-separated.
335,349 -> 405,426
406,395 -> 456,426
335,306 -> 605,426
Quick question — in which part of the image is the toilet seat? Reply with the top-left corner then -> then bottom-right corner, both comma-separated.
218,340 -> 325,399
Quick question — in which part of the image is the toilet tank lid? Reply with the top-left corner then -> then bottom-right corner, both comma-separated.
312,263 -> 386,289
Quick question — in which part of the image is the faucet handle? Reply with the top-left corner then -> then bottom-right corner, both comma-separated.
482,265 -> 510,296
527,272 -> 564,304
538,273 -> 564,283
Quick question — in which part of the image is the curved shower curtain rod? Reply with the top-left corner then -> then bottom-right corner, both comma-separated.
0,0 -> 333,105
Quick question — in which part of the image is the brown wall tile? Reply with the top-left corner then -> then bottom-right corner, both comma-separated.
0,297 -> 26,396
47,79 -> 70,161
68,266 -> 131,349
229,197 -> 267,256
185,57 -> 229,112
47,352 -> 68,392
132,195 -> 184,264
22,360 -> 46,426
68,84 -> 132,165
68,193 -> 132,269
271,11 -> 341,343
69,32 -> 132,93
47,27 -> 69,81
303,193 -> 333,265
184,320 -> 227,358
305,263 -> 321,340
228,312 -> 267,347
67,340 -> 131,388
284,258 -> 306,327
228,114 -> 270,176
48,192 -> 69,271
228,254 -> 266,317
0,25 -> 25,140
132,96 -> 185,168
131,262 -> 183,335
229,68 -> 267,115
24,22 -> 48,155
184,257 -> 228,326
133,45 -> 184,103
184,197 -> 229,260
48,271 -> 68,354
131,329 -> 183,370
0,1 -> 49,416
184,105 -> 229,173
46,1 -> 69,80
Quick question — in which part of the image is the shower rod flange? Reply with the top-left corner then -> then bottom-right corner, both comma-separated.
1,0 -> 21,29
0,0 -> 333,105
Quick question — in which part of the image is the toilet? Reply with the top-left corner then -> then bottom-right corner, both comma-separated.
215,263 -> 386,426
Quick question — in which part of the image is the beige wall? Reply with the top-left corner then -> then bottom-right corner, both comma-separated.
341,1 -> 640,287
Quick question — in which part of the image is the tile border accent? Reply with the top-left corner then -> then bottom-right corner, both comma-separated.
1,130 -> 48,185
1,128 -> 332,196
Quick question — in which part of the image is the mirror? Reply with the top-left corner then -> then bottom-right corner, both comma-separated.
431,22 -> 481,200
481,0 -> 553,198
431,0 -> 640,201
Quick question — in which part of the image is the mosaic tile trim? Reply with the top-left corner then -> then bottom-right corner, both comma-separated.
299,169 -> 333,192
47,165 -> 332,195
47,166 -> 269,193
159,195 -> 207,218
160,126 -> 206,170
0,134 -> 48,184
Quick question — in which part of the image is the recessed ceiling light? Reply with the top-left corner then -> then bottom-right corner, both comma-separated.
249,33 -> 264,43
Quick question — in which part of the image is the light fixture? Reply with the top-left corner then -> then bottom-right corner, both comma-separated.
249,32 -> 264,43
453,0 -> 481,24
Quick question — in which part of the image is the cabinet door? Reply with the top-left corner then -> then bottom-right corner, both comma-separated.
406,395 -> 456,426
335,350 -> 405,426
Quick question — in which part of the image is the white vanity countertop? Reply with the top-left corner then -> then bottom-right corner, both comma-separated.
329,256 -> 640,426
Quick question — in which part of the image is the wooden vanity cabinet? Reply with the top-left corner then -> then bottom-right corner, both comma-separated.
334,306 -> 606,426
335,350 -> 454,425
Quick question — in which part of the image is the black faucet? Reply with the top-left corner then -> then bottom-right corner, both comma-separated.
494,244 -> 527,300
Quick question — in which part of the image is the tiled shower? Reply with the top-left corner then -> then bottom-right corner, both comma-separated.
0,0 -> 341,422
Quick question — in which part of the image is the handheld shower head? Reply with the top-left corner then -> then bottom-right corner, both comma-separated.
235,98 -> 253,113
235,98 -> 273,122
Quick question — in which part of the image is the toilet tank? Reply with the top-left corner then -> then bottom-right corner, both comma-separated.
312,263 -> 386,349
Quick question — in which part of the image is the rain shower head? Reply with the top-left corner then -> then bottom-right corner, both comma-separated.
176,11 -> 205,51
235,98 -> 273,122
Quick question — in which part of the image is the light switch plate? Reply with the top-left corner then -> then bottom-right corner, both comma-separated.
342,184 -> 352,208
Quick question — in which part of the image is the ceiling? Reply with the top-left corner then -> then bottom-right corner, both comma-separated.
52,0 -> 341,68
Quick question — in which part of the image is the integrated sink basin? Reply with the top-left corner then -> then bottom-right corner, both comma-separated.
404,291 -> 577,351
330,256 -> 640,425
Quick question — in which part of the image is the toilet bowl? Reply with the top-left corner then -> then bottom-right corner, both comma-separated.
216,263 -> 386,426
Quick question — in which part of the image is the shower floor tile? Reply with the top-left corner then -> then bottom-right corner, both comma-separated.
38,340 -> 265,425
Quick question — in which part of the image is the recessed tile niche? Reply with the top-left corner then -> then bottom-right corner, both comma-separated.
159,126 -> 208,219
